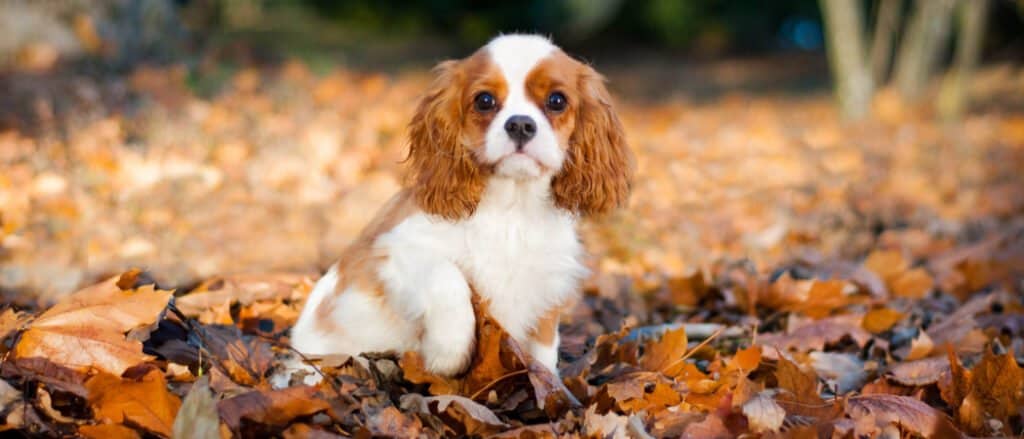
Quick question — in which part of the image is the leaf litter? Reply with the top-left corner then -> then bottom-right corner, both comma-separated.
1,59 -> 1023,437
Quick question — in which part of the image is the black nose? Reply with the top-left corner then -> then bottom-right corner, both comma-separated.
504,115 -> 536,146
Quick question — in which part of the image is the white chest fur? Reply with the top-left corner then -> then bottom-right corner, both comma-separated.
379,177 -> 586,342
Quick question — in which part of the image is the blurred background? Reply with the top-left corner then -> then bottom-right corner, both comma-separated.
1,0 -> 1023,303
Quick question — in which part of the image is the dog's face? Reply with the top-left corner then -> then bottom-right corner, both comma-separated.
407,35 -> 632,219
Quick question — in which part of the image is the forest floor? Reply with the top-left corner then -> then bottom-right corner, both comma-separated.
1,52 -> 1023,437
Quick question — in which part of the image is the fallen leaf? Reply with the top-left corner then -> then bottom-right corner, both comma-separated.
961,347 -> 1024,433
891,268 -> 933,299
681,413 -> 731,439
864,250 -> 908,284
862,307 -> 904,334
887,356 -> 949,386
758,316 -> 870,353
809,351 -> 866,394
583,405 -> 630,439
741,391 -> 785,433
846,394 -> 960,438
640,325 -> 688,376
218,385 -> 329,431
904,330 -> 934,361
401,394 -> 508,436
363,405 -> 424,437
13,275 -> 172,376
172,376 -> 222,439
86,368 -> 182,437
775,355 -> 822,405
79,424 -> 142,439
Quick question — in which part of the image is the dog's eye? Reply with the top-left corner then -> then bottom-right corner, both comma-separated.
474,92 -> 497,113
546,92 -> 567,113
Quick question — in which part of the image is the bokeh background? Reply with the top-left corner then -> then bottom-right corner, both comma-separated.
1,0 -> 1023,303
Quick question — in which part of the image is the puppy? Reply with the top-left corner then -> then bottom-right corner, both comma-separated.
290,34 -> 631,376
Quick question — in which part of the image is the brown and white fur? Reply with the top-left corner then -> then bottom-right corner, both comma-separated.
289,34 -> 631,376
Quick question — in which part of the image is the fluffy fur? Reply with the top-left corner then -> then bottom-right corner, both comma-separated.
290,34 -> 632,376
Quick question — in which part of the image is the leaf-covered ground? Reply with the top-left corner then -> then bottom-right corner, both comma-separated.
1,57 -> 1024,437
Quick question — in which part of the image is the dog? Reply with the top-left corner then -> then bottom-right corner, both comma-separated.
290,34 -> 632,376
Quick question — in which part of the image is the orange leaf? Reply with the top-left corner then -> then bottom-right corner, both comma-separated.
640,326 -> 688,376
78,424 -> 141,439
14,275 -> 172,376
730,345 -> 762,373
86,369 -> 181,437
775,355 -> 823,407
864,250 -> 908,283
891,268 -> 933,299
862,307 -> 904,334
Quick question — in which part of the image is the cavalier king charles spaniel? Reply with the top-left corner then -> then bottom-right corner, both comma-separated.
290,34 -> 632,376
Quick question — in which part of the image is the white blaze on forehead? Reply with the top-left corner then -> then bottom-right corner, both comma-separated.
485,34 -> 557,84
482,35 -> 564,178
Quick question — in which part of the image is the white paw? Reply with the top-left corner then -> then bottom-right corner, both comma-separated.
420,338 -> 474,376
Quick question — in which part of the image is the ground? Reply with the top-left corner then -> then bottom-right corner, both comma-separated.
0,53 -> 1023,437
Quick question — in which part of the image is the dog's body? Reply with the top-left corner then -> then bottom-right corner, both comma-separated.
290,35 -> 631,376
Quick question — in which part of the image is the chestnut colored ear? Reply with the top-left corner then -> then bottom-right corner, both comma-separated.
552,66 -> 633,216
406,60 -> 485,220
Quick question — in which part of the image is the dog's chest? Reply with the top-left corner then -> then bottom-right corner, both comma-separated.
457,204 -> 586,340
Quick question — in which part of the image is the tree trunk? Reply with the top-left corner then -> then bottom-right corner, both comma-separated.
869,0 -> 902,85
894,0 -> 957,102
820,0 -> 874,120
938,0 -> 990,120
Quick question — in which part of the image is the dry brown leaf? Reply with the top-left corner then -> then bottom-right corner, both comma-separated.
172,376 -> 221,439
79,424 -> 142,439
741,391 -> 785,433
13,275 -> 172,376
862,307 -> 904,334
775,355 -> 822,406
864,250 -> 908,283
681,413 -> 731,439
218,385 -> 329,431
86,368 -> 182,437
729,345 -> 762,373
364,405 -> 424,437
891,268 -> 934,299
640,326 -> 688,376
0,308 -> 30,351
175,273 -> 314,319
963,348 -> 1024,431
401,394 -> 508,436
887,356 -> 950,386
938,347 -> 971,409
904,330 -> 934,361
758,316 -> 870,353
798,279 -> 853,319
583,405 -> 631,439
846,394 -> 960,438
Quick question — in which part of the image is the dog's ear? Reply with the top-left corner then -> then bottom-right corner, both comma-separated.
552,65 -> 633,216
406,60 -> 486,220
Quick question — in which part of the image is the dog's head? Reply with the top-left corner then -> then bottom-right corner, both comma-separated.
406,34 -> 633,219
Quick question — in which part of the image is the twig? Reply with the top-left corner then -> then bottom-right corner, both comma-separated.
468,369 -> 528,401
660,326 -> 725,374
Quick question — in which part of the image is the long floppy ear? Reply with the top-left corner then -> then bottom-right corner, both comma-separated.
552,66 -> 633,216
406,60 -> 486,220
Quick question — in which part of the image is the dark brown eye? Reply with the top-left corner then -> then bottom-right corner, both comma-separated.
546,92 -> 567,113
474,92 -> 497,112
